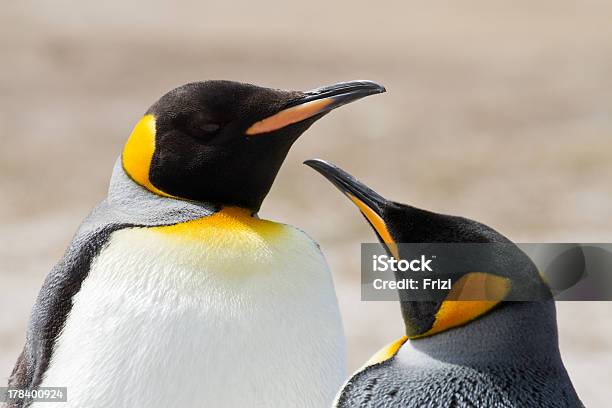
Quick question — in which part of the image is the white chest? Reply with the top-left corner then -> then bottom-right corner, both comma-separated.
37,215 -> 346,408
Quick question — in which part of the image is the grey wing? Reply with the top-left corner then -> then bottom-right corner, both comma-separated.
6,161 -> 217,407
6,223 -> 131,408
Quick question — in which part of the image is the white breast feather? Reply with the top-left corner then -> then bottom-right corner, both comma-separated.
34,223 -> 346,408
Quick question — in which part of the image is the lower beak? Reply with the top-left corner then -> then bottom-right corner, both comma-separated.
246,80 -> 385,135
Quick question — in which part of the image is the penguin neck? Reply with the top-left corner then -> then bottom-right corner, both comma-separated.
103,159 -> 216,224
109,159 -> 268,218
404,300 -> 563,366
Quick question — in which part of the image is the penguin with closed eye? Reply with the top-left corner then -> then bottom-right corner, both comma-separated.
7,80 -> 386,408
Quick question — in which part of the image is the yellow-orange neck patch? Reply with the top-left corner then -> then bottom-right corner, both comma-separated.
122,115 -> 175,198
414,272 -> 511,339
363,336 -> 408,368
152,207 -> 286,243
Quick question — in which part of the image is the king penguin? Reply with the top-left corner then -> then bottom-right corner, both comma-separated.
7,80 -> 385,408
305,159 -> 584,408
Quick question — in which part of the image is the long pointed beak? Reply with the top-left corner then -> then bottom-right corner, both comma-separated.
246,80 -> 385,135
304,159 -> 387,215
304,159 -> 399,258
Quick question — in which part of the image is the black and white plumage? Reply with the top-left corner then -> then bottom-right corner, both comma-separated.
8,80 -> 386,407
305,159 -> 584,408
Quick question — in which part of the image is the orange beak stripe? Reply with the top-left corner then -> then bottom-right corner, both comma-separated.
246,98 -> 333,135
348,193 -> 399,259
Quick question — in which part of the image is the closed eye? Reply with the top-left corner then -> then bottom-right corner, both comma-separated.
200,123 -> 221,133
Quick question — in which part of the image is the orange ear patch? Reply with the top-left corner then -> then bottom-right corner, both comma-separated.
122,115 -> 175,198
415,272 -> 511,338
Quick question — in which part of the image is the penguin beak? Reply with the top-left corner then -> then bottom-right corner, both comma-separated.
306,159 -> 513,340
304,159 -> 386,214
304,159 -> 399,259
246,80 -> 386,135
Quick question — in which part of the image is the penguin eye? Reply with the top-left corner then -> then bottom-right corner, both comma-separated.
179,113 -> 222,138
199,123 -> 221,133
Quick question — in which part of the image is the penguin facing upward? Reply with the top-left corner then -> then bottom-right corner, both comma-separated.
305,159 -> 584,408
7,80 -> 385,408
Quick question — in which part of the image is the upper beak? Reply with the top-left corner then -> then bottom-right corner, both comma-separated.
296,80 -> 386,108
246,80 -> 386,135
304,159 -> 399,258
304,158 -> 387,215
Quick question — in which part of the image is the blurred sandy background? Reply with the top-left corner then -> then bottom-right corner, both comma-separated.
1,1 -> 611,406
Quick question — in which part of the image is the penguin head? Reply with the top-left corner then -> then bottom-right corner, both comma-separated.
122,80 -> 385,211
305,159 -> 551,339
